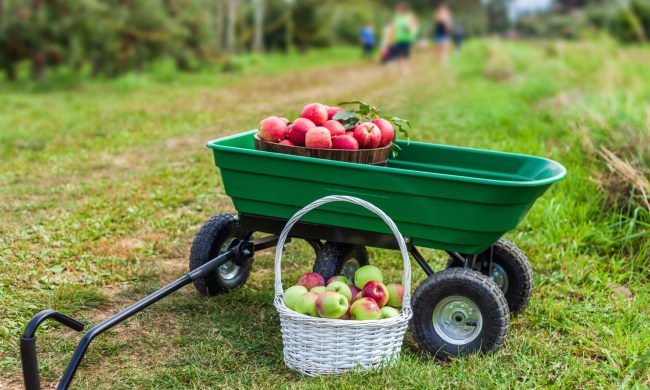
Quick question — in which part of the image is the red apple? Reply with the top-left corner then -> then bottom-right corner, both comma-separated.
362,280 -> 389,308
331,135 -> 359,150
349,284 -> 360,302
305,127 -> 332,149
372,118 -> 395,147
279,139 -> 296,146
297,272 -> 325,291
352,122 -> 381,149
322,120 -> 346,137
287,118 -> 315,146
301,103 -> 328,126
258,116 -> 288,142
327,106 -> 344,121
354,291 -> 363,302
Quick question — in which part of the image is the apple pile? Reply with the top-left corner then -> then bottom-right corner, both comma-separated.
282,265 -> 405,321
258,101 -> 412,152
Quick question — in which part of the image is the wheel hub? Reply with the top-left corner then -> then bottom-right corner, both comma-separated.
489,263 -> 508,293
218,238 -> 240,280
433,295 -> 482,345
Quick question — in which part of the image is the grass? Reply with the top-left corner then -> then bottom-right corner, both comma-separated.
1,40 -> 649,388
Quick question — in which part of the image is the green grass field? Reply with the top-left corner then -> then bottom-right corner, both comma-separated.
1,40 -> 648,389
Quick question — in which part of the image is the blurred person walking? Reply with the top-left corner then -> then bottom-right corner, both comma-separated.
360,22 -> 376,60
433,2 -> 453,65
453,23 -> 464,51
392,3 -> 419,74
380,21 -> 395,64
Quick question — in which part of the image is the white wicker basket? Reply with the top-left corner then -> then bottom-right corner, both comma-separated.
273,195 -> 413,376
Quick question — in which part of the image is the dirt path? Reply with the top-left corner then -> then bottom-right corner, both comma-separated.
2,52 -> 440,229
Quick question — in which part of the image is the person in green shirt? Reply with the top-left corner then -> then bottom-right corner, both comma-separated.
392,2 -> 419,74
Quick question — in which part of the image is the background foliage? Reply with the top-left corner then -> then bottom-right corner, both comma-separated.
2,0 -> 649,84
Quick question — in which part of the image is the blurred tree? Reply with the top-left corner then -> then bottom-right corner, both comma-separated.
0,0 -> 508,82
292,0 -> 328,51
555,0 -> 607,12
517,0 -> 650,43
252,0 -> 265,52
451,0 -> 488,36
0,0 -> 27,80
485,0 -> 511,33
226,0 -> 238,53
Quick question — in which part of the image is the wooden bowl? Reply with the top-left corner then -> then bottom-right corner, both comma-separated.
254,135 -> 390,166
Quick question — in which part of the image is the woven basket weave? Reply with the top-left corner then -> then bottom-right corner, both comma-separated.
273,195 -> 412,376
254,135 -> 390,165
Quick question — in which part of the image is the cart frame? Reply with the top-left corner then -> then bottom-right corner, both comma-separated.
20,217 -> 484,390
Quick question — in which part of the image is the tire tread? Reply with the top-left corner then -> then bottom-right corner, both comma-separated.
312,242 -> 369,281
189,214 -> 252,296
410,268 -> 510,360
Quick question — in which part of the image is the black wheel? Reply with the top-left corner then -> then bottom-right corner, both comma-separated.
313,242 -> 369,282
447,238 -> 534,314
410,268 -> 509,360
189,214 -> 252,296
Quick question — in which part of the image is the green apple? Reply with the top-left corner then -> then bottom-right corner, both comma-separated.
310,286 -> 327,293
354,265 -> 383,289
386,283 -> 404,308
315,291 -> 349,319
380,306 -> 400,319
296,291 -> 320,317
326,275 -> 349,285
326,281 -> 352,301
350,297 -> 381,320
283,285 -> 308,311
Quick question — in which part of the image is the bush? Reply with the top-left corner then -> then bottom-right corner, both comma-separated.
516,0 -> 650,44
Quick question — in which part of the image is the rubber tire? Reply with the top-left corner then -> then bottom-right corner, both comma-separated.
447,238 -> 534,314
410,268 -> 510,360
312,242 -> 370,282
189,214 -> 252,296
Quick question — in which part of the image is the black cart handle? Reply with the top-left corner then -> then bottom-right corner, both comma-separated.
21,310 -> 85,390
19,243 -> 250,390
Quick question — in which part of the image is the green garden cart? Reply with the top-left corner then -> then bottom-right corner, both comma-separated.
20,130 -> 566,389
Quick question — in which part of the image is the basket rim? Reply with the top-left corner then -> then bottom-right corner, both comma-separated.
275,298 -> 412,326
254,134 -> 392,152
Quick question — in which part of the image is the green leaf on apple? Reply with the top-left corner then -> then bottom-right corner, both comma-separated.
383,115 -> 411,145
335,100 -> 413,156
333,110 -> 355,121
338,100 -> 380,119
341,117 -> 359,130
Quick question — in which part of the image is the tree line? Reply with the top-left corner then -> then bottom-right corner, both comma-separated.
1,0 -> 493,82
4,1 -> 644,83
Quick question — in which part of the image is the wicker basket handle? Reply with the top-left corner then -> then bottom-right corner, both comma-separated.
273,195 -> 411,310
